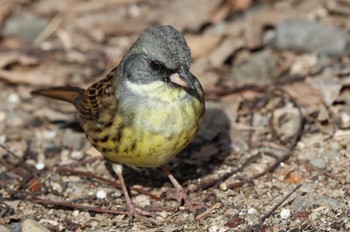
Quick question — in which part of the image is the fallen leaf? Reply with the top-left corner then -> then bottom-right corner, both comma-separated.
211,0 -> 253,23
0,0 -> 13,25
307,75 -> 343,106
283,82 -> 323,107
209,37 -> 244,67
0,65 -> 67,86
224,216 -> 245,228
186,34 -> 222,59
285,171 -> 304,183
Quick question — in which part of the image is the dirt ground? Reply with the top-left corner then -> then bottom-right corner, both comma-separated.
0,0 -> 350,231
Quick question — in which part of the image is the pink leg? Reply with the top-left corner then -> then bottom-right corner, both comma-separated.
112,164 -> 153,223
161,165 -> 195,211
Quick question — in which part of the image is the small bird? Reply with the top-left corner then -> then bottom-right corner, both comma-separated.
32,25 -> 205,221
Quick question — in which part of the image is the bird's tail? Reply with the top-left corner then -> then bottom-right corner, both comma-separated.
31,86 -> 84,104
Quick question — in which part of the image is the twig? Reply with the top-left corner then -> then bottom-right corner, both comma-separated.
198,152 -> 260,191
33,197 -> 128,215
227,88 -> 304,189
247,184 -> 302,231
0,144 -> 19,159
56,166 -> 161,200
196,202 -> 221,221
35,15 -> 62,44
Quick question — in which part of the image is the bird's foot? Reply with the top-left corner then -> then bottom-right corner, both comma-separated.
161,165 -> 207,212
125,201 -> 154,225
172,184 -> 206,212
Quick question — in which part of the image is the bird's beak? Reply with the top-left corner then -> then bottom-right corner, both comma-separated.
169,66 -> 195,89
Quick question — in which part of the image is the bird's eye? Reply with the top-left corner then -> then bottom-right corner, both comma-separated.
150,61 -> 163,72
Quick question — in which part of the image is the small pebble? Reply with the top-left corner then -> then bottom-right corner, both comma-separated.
50,182 -> 63,192
35,162 -> 45,170
297,141 -> 306,149
41,129 -> 57,140
38,219 -> 58,227
157,211 -> 169,220
340,112 -> 350,128
0,111 -> 6,123
220,182 -> 228,191
8,93 -> 19,103
247,207 -> 257,214
129,4 -> 141,17
72,210 -> 79,216
280,208 -> 291,219
134,194 -> 151,207
0,135 -> 6,144
96,189 -> 107,199
310,158 -> 326,169
209,225 -> 218,232
71,151 -> 83,159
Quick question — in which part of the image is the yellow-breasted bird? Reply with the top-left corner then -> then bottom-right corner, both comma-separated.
32,25 -> 205,221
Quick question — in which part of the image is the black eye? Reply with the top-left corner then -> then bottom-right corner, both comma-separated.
150,61 -> 163,72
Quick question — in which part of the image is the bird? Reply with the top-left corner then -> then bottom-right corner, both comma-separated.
31,25 -> 205,221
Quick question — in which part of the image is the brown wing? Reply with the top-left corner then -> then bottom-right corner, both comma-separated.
76,67 -> 118,124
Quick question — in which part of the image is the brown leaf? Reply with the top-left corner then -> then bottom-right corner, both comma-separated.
0,0 -> 13,25
292,210 -> 311,220
0,65 -> 67,86
151,0 -> 221,31
211,0 -> 253,23
284,171 -> 304,184
224,216 -> 245,228
307,75 -> 343,106
209,37 -> 244,67
283,82 -> 323,107
186,34 -> 222,60
0,53 -> 38,69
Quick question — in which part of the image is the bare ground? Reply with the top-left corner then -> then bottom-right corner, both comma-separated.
0,0 -> 350,231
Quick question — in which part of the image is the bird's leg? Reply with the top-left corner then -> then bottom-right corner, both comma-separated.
161,165 -> 195,212
111,164 -> 152,223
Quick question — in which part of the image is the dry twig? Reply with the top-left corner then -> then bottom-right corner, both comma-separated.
56,166 -> 161,200
246,184 -> 302,231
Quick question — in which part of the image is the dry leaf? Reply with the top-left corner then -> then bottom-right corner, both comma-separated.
307,75 -> 343,106
285,171 -> 304,183
0,0 -> 13,25
209,37 -> 244,67
211,0 -> 253,23
0,65 -> 67,86
283,82 -> 323,107
186,34 -> 222,59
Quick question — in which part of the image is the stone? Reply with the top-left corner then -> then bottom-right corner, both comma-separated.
274,18 -> 350,56
22,219 -> 50,232
2,14 -> 49,42
0,225 -> 10,232
231,50 -> 279,85
291,195 -> 343,211
62,130 -> 84,150
134,194 -> 151,208
309,158 -> 326,169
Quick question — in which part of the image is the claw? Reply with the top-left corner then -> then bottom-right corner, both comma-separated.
162,165 -> 206,212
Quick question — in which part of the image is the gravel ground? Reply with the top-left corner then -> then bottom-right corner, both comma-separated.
0,0 -> 349,231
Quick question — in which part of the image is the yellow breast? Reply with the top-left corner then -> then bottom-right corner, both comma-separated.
87,80 -> 204,168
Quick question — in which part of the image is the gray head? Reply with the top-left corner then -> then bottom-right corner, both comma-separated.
130,25 -> 191,70
119,25 -> 198,91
